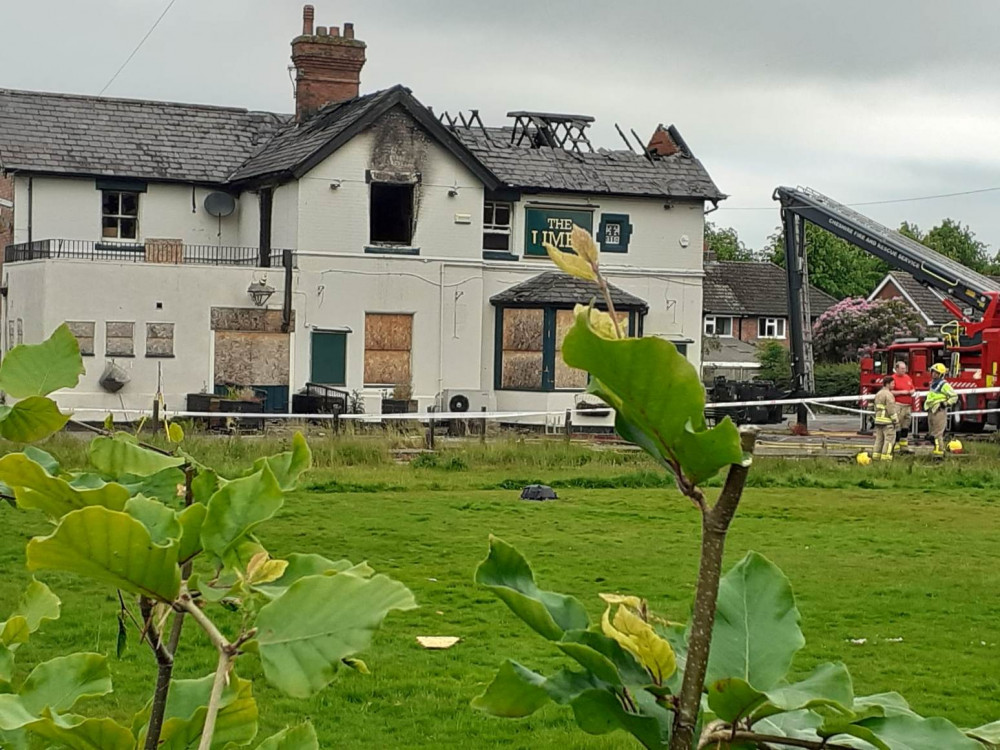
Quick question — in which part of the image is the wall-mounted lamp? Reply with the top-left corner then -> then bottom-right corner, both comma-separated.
448,182 -> 460,197
247,277 -> 276,307
329,180 -> 342,190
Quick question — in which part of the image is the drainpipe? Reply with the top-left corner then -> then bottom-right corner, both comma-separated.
26,176 -> 33,246
438,263 -> 446,398
281,249 -> 293,333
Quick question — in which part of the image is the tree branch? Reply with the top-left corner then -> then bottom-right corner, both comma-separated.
701,729 -> 856,750
198,648 -> 232,750
670,429 -> 757,750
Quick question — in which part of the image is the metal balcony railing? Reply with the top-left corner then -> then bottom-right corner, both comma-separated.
3,239 -> 286,268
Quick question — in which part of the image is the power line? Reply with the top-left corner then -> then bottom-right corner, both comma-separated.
717,185 -> 1000,211
98,0 -> 179,96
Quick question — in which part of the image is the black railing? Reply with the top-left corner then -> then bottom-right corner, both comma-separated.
4,239 -> 285,268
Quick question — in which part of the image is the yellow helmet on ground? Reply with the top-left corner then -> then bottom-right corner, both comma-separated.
931,363 -> 948,375
948,439 -> 964,454
856,452 -> 872,466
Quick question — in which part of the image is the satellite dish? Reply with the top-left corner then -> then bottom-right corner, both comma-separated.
204,192 -> 236,217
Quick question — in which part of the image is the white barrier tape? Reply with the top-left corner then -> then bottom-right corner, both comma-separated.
707,385 -> 1000,411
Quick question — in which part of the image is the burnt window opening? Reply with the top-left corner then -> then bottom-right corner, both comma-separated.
483,201 -> 512,252
102,190 -> 139,241
370,183 -> 414,245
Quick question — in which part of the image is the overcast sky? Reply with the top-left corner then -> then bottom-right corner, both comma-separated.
5,0 -> 1000,252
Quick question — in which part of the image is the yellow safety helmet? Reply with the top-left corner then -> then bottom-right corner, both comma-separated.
931,363 -> 948,375
948,439 -> 964,454
856,452 -> 872,466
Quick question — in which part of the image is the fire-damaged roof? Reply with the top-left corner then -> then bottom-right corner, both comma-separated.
704,261 -> 837,317
490,271 -> 648,310
0,85 -> 723,201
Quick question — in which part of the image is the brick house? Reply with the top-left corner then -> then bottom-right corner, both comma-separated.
702,260 -> 836,380
868,271 -> 1000,328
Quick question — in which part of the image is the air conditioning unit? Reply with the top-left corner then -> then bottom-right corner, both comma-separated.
437,389 -> 493,414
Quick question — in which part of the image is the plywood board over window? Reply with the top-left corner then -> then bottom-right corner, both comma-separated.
106,321 -> 134,357
364,313 -> 413,385
501,308 -> 544,390
214,332 -> 290,386
66,321 -> 95,357
146,323 -> 174,357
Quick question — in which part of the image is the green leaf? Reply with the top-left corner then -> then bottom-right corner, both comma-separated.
0,644 -> 12,685
570,688 -> 672,749
167,422 -> 184,443
0,397 -> 71,443
177,502 -> 208,564
561,312 -> 743,485
191,469 -> 221,504
856,715 -> 983,750
27,506 -> 181,602
255,723 -> 319,750
0,579 -> 60,650
557,630 -> 649,687
201,465 -> 284,564
247,433 -> 312,491
23,712 -> 135,750
708,663 -> 853,724
0,453 -> 130,519
471,660 -> 551,718
0,323 -> 84,398
22,446 -> 60,475
475,536 -> 589,640
89,436 -> 184,479
0,695 -> 39,731
704,552 -> 804,691
968,720 -> 1000,745
118,466 -> 187,503
19,653 -> 111,715
124,495 -> 181,545
135,672 -> 257,750
253,553 -> 369,599
256,572 -> 416,698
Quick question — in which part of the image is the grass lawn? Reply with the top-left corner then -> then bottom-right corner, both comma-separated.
2,436 -> 1000,748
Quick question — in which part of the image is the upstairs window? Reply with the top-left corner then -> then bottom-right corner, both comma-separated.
758,317 -> 786,339
369,183 -> 414,245
704,316 -> 733,337
483,201 -> 512,251
102,191 -> 139,241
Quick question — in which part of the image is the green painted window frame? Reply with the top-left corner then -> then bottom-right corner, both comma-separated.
494,306 -> 638,392
598,213 -> 633,253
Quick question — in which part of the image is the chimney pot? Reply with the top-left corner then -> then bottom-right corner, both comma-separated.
316,25 -> 328,36
292,9 -> 366,120
302,4 -> 314,35
330,25 -> 340,36
344,22 -> 355,39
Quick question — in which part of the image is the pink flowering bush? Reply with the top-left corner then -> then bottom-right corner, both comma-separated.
813,297 -> 924,362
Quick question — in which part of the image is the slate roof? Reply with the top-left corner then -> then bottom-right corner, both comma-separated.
490,271 -> 648,310
0,89 -> 288,183
704,261 -> 837,317
453,127 -> 724,200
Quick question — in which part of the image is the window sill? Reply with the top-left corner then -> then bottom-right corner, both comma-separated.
600,249 -> 628,254
106,353 -> 135,358
482,251 -> 519,261
364,245 -> 420,256
145,353 -> 175,359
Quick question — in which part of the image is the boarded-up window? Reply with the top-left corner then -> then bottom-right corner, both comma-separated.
67,321 -> 95,356
364,313 -> 412,385
214,331 -> 289,386
501,308 -> 544,390
106,322 -> 134,357
146,322 -> 174,357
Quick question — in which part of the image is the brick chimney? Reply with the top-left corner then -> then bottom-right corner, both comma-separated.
292,5 -> 366,121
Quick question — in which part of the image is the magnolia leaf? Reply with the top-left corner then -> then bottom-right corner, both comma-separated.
89,436 -> 183,479
341,657 -> 370,675
118,466 -> 187,503
968,720 -> 1000,745
0,323 -> 84,398
253,554 -> 369,599
191,469 -> 221,504
256,572 -> 416,698
177,502 -> 208,564
201,465 -> 283,564
854,714 -> 983,750
708,662 -> 854,724
0,579 -> 60,650
246,552 -> 288,585
570,224 -> 599,265
167,422 -> 184,443
0,644 -> 13,684
704,552 -> 804,691
0,453 -> 129,519
27,506 -> 181,602
255,722 -> 320,750
598,592 -> 644,609
22,446 -> 59,475
134,671 -> 257,750
475,536 -> 589,640
0,695 -> 38,732
570,688 -> 672,748
471,660 -> 551,718
23,712 -> 135,750
605,606 -> 676,686
544,242 -> 597,281
561,311 -> 743,485
556,629 -> 648,687
0,397 -> 71,443
573,304 -> 621,340
125,495 -> 182,545
19,653 -> 111,715
246,433 -> 312,491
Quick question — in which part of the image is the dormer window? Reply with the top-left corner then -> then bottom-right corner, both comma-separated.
102,190 -> 139,241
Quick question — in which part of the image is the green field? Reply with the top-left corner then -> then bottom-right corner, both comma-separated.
2,435 -> 1000,748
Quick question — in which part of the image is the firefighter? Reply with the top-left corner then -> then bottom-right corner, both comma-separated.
872,375 -> 898,461
891,361 -> 915,452
925,363 -> 958,458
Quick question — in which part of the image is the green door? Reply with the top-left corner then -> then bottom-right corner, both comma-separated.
311,331 -> 347,385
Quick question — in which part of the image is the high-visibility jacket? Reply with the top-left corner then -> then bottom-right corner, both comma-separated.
925,378 -> 958,412
892,373 -> 915,406
873,387 -> 898,425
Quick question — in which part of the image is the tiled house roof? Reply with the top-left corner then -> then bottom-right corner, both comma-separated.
703,261 -> 837,317
490,272 -> 648,310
